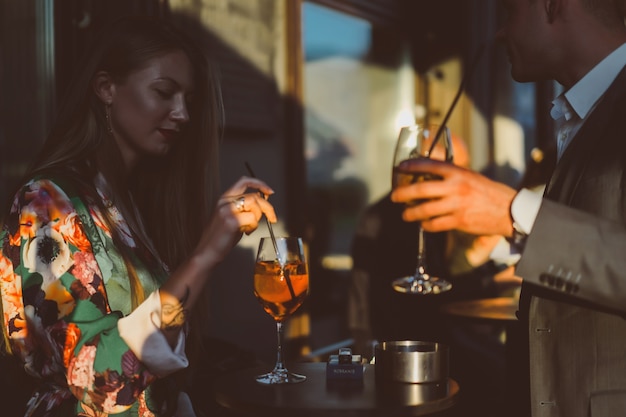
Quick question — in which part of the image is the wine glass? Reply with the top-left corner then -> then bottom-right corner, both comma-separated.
391,123 -> 453,295
253,236 -> 309,384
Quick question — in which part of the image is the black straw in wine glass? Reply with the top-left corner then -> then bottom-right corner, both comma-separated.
428,41 -> 487,159
244,162 -> 296,300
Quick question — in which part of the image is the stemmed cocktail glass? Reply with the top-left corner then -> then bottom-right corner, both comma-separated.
253,236 -> 309,384
391,123 -> 453,295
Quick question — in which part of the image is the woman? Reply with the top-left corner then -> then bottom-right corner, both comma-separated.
0,16 -> 275,416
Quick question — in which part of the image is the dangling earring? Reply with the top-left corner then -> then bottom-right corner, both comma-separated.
105,104 -> 114,136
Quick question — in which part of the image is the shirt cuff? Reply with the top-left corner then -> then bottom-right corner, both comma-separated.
511,188 -> 543,234
118,290 -> 189,377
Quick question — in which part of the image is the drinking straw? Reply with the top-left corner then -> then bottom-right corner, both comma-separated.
245,162 -> 297,300
428,42 -> 487,158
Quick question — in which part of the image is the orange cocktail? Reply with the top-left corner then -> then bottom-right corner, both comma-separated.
254,260 -> 308,321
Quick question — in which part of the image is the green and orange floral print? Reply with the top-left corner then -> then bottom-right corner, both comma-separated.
1,177 -> 170,416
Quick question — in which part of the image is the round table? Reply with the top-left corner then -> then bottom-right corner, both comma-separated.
439,297 -> 519,323
214,362 -> 460,416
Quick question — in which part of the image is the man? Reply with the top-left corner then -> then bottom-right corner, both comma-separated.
391,0 -> 626,416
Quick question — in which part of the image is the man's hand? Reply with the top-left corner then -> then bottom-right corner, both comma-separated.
390,159 -> 517,238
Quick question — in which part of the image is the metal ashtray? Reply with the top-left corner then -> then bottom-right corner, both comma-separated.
375,341 -> 449,383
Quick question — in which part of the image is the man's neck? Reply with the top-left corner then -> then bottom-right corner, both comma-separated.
557,27 -> 626,88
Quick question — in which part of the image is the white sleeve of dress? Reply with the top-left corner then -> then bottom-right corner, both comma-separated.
118,290 -> 189,376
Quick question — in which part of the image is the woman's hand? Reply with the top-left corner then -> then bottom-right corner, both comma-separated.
193,176 -> 277,268
220,176 -> 277,235
160,176 -> 276,342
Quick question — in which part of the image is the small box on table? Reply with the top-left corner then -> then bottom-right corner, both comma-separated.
326,348 -> 364,381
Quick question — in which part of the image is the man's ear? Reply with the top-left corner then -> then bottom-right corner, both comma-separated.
545,0 -> 561,23
93,71 -> 115,104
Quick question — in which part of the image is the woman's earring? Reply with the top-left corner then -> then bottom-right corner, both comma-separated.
105,104 -> 114,136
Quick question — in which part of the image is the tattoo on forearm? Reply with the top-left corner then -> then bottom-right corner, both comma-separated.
162,287 -> 190,331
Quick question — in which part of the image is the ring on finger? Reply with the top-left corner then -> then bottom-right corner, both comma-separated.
233,196 -> 246,212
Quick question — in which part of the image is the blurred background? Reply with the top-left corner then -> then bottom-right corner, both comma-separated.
0,0 -> 556,369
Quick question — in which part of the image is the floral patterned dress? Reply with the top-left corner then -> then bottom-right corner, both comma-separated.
0,176 -> 186,416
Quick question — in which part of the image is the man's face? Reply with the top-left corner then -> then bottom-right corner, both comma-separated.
496,0 -> 554,83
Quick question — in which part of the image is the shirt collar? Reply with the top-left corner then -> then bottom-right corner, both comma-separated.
551,42 -> 626,121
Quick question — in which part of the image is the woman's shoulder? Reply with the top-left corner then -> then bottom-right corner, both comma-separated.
2,174 -> 98,234
12,175 -> 90,208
